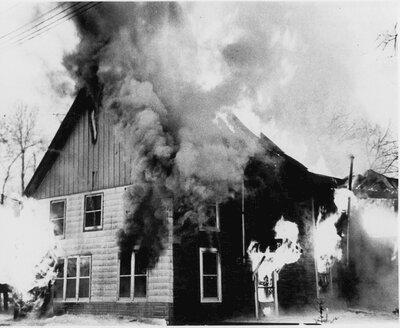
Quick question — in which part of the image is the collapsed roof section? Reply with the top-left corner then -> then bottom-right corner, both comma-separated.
339,169 -> 398,199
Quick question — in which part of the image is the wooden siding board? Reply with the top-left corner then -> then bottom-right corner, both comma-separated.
38,186 -> 174,304
99,107 -> 104,191
115,142 -> 120,187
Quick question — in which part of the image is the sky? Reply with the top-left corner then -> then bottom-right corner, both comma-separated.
0,1 -> 398,194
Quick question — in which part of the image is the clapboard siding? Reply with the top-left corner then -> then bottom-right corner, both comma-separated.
34,106 -> 131,199
37,186 -> 174,304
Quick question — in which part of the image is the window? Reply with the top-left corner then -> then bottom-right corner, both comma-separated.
200,202 -> 220,231
50,200 -> 65,236
54,259 -> 64,299
84,194 -> 102,231
53,256 -> 91,300
199,248 -> 222,303
118,251 -> 147,299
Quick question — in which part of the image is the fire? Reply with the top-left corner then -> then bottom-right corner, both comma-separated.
359,200 -> 397,239
315,212 -> 342,273
247,217 -> 302,280
0,198 -> 56,301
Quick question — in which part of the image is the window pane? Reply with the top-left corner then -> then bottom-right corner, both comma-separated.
203,276 -> 218,298
119,277 -> 131,298
203,252 -> 217,275
94,211 -> 101,226
67,258 -> 77,277
54,279 -> 64,299
134,253 -> 147,275
80,257 -> 90,277
79,278 -> 90,298
86,195 -> 101,211
66,279 -> 76,298
85,212 -> 95,227
134,276 -> 147,298
120,252 -> 131,276
53,218 -> 64,236
205,204 -> 217,227
56,259 -> 64,278
50,201 -> 64,219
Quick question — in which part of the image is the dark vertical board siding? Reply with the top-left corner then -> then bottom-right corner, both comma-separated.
108,117 -> 114,189
115,140 -> 120,187
88,112 -> 93,191
79,110 -> 85,193
99,107 -> 104,190
72,126 -> 76,193
33,105 -> 136,199
119,143 -> 124,186
94,111 -> 99,190
63,144 -> 67,196
104,111 -> 110,188
83,110 -> 89,191
76,114 -> 80,193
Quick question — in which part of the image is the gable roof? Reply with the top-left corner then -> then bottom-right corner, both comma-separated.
25,90 -> 341,198
24,89 -> 94,197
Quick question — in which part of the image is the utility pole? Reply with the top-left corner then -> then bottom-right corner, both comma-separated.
346,155 -> 354,267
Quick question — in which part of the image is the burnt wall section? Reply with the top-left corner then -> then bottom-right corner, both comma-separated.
172,199 -> 253,324
278,201 -> 318,308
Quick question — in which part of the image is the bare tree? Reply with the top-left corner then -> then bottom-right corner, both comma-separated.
0,103 -> 45,197
364,123 -> 398,177
377,23 -> 397,56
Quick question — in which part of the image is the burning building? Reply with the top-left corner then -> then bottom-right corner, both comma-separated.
23,89 -> 342,323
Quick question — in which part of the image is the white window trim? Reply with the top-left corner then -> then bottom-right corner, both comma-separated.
199,247 -> 222,303
199,202 -> 220,232
55,255 -> 91,302
117,251 -> 148,302
50,199 -> 66,238
83,193 -> 103,231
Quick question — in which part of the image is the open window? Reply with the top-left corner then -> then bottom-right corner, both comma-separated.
199,202 -> 220,231
84,194 -> 103,231
54,256 -> 91,301
199,248 -> 222,303
118,251 -> 148,300
50,199 -> 65,236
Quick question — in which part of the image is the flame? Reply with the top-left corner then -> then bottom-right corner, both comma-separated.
247,217 -> 302,281
313,188 -> 354,273
0,198 -> 56,300
315,212 -> 342,273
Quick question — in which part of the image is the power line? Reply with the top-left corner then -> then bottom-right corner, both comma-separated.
0,2 -> 101,53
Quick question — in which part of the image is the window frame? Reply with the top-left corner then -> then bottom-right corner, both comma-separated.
199,247 -> 222,303
117,251 -> 148,302
54,255 -> 92,302
83,193 -> 103,232
199,202 -> 220,232
50,199 -> 66,237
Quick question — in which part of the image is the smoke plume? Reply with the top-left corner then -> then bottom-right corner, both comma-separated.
64,2 -> 263,267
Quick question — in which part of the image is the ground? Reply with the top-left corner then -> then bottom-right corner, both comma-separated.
0,309 -> 398,326
225,308 -> 399,325
0,313 -> 166,326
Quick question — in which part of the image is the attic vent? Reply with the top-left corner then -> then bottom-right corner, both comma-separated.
89,107 -> 98,144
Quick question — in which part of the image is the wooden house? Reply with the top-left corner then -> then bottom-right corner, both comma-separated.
25,89 -> 340,324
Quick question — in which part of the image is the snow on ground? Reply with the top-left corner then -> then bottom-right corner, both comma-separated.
0,309 -> 398,326
225,309 -> 399,325
0,313 -> 166,326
